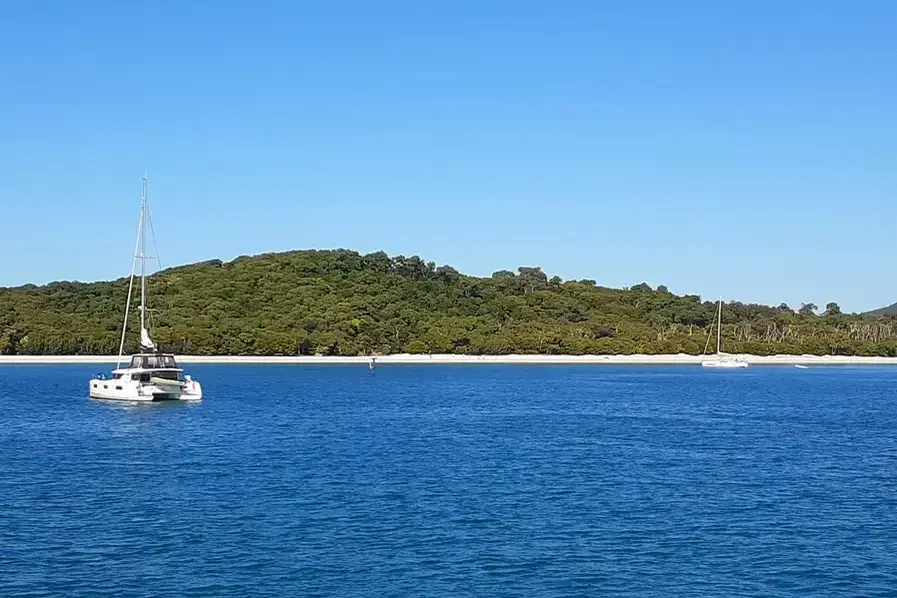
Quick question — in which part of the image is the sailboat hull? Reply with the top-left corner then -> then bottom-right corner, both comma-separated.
701,358 -> 749,369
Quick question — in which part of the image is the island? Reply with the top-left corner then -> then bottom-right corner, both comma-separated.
1,249 -> 894,358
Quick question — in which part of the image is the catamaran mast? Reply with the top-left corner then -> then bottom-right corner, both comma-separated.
716,298 -> 722,354
140,174 -> 147,335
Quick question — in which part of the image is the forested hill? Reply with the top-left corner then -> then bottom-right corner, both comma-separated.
1,249 -> 895,356
864,302 -> 897,317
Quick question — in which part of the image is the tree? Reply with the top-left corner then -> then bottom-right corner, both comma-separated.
799,303 -> 818,316
517,266 -> 547,281
516,266 -> 548,293
435,265 -> 460,284
824,302 -> 841,316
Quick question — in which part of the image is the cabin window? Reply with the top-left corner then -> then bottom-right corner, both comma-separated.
103,384 -> 108,389
115,386 -> 122,390
129,354 -> 178,369
112,373 -> 123,379
130,355 -> 152,368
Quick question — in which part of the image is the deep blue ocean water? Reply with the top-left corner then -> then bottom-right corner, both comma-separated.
1,364 -> 896,597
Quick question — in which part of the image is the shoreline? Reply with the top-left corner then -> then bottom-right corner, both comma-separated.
2,353 -> 897,365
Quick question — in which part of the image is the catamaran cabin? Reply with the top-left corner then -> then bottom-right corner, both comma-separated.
129,353 -> 179,369
106,353 -> 184,382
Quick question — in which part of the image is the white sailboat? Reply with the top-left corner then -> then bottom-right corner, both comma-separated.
89,175 -> 203,401
701,298 -> 749,369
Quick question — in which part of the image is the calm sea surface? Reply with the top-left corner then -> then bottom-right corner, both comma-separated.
1,365 -> 896,597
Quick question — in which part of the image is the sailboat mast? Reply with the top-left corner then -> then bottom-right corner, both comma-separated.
716,298 -> 722,354
139,174 -> 147,333
116,182 -> 144,369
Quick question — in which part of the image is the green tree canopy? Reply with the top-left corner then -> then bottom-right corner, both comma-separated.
0,249 -> 890,357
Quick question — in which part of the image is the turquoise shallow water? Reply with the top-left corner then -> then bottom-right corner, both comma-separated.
1,364 -> 896,597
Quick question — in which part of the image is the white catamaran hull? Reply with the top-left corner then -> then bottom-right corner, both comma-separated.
89,377 -> 202,402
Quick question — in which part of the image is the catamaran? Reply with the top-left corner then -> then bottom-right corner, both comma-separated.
701,298 -> 749,369
89,175 -> 203,401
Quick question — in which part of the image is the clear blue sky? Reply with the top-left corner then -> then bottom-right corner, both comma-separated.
1,1 -> 894,312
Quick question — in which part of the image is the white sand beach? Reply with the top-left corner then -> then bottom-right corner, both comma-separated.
2,353 -> 897,365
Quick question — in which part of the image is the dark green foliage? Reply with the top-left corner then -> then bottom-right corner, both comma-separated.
1,249 -> 895,356
799,302 -> 818,315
